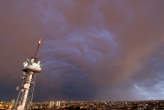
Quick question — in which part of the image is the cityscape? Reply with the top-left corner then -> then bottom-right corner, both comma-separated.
1,100 -> 164,110
1,0 -> 164,110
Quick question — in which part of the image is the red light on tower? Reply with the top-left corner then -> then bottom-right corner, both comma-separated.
38,38 -> 42,45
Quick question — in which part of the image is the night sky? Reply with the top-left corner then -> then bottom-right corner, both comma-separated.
0,0 -> 164,101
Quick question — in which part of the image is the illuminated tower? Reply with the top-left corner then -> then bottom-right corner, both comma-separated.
13,38 -> 43,110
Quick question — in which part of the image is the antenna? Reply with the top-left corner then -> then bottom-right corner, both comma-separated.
34,38 -> 43,58
13,38 -> 43,110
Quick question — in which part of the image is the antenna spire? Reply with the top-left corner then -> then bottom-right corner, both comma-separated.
34,38 -> 43,58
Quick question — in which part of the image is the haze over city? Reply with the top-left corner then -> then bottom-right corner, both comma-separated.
0,0 -> 164,101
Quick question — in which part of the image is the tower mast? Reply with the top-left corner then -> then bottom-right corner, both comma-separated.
13,38 -> 43,110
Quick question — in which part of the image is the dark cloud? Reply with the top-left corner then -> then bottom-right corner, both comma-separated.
0,0 -> 164,101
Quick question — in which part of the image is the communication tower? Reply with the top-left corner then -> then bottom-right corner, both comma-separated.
13,38 -> 43,110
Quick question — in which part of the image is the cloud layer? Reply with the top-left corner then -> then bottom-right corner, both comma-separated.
0,0 -> 164,101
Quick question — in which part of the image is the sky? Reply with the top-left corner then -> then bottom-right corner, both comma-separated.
0,0 -> 164,101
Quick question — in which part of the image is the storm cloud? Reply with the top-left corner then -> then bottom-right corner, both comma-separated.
0,0 -> 164,101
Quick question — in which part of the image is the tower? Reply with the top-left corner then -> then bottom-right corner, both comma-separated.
13,38 -> 43,110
